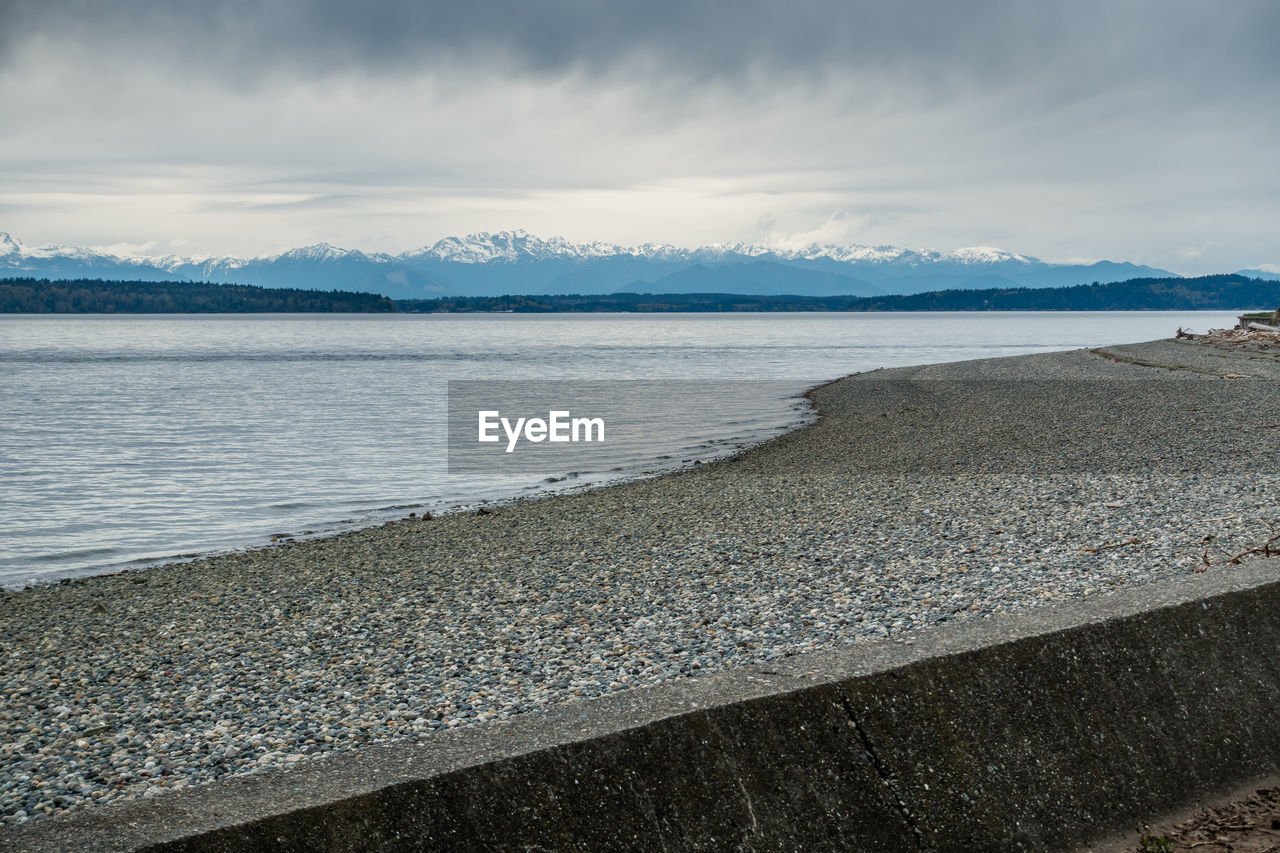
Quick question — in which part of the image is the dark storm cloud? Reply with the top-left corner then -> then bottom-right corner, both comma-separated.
6,0 -> 1279,96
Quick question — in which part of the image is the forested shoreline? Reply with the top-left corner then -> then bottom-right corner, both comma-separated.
400,275 -> 1278,312
1,273 -> 1276,314
0,278 -> 396,313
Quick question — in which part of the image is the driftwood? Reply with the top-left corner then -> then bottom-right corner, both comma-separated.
1179,325 -> 1280,345
1200,521 -> 1280,570
1222,531 -> 1280,564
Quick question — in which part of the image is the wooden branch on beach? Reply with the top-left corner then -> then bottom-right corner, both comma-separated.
1199,521 -> 1280,569
1223,531 -> 1280,564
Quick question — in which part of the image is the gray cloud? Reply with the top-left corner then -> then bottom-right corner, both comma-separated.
6,0 -> 1279,96
1,0 -> 1278,272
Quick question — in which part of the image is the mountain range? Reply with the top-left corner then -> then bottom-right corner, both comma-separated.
0,230 -> 1247,299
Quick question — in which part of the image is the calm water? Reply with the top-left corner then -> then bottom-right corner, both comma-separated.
0,311 -> 1238,586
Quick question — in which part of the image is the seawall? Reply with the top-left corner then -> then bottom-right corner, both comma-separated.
8,556 -> 1280,851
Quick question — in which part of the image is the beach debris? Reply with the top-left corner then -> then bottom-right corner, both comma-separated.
1221,530 -> 1280,564
1200,521 -> 1280,569
1130,784 -> 1280,851
1177,323 -> 1280,345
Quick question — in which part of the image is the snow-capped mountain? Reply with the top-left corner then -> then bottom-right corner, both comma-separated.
0,230 -> 1179,299
407,231 -> 634,264
398,230 -> 1033,267
0,232 -> 21,257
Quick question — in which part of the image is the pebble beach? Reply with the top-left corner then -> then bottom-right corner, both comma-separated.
3,336 -> 1280,829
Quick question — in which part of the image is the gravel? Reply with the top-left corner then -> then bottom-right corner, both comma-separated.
3,337 -> 1280,827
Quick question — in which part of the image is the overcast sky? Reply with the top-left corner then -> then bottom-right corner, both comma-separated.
2,0 -> 1277,272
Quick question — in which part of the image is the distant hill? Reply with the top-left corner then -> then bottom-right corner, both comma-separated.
0,278 -> 397,313
846,274 -> 1279,311
0,230 -> 1179,299
399,275 -> 1280,313
1236,268 -> 1280,282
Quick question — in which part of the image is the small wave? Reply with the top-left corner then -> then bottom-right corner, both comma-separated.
30,546 -> 121,562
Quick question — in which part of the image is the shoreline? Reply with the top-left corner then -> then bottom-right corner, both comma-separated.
3,386 -> 817,591
3,336 -> 1280,829
0,310 -> 1244,588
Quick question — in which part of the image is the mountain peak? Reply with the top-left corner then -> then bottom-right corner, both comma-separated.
947,246 -> 1032,265
413,230 -> 628,263
277,242 -> 356,262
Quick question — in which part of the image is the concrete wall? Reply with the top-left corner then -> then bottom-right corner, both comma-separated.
9,558 -> 1280,852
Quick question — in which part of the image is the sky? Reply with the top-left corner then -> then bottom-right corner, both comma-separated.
2,0 -> 1278,273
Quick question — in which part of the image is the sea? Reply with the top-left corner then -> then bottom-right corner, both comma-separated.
0,310 -> 1239,587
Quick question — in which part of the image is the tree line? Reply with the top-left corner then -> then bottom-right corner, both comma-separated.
0,278 -> 397,313
3,273 -> 1277,314
398,275 -> 1280,313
